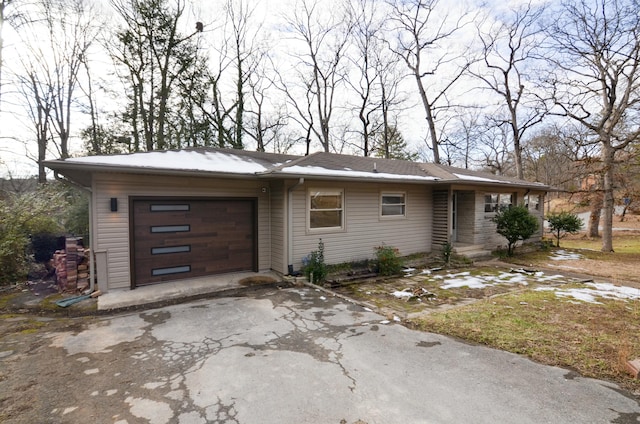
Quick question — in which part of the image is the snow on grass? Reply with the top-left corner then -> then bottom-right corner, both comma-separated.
391,290 -> 414,299
536,282 -> 640,304
432,269 -> 572,290
549,249 -> 583,261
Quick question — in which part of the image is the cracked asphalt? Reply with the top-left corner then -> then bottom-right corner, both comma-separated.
1,286 -> 639,423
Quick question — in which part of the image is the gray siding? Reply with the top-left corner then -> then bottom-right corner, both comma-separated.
93,173 -> 271,291
289,181 -> 432,271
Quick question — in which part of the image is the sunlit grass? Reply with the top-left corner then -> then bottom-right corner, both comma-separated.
409,289 -> 640,393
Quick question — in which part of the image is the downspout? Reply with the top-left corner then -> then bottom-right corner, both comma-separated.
54,172 -> 96,294
287,178 -> 304,275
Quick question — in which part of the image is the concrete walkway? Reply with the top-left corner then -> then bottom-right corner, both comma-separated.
97,271 -> 284,311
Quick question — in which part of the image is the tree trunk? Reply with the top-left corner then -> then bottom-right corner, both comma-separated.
588,192 -> 602,238
414,73 -> 440,163
601,147 -> 615,252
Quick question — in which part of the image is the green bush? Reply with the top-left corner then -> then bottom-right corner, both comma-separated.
492,205 -> 540,256
302,239 -> 328,284
546,211 -> 583,247
0,188 -> 64,285
375,245 -> 403,276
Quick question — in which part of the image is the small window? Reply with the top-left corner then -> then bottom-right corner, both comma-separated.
150,204 -> 190,212
381,193 -> 406,217
485,193 -> 513,212
525,194 -> 540,211
309,189 -> 343,229
484,194 -> 499,212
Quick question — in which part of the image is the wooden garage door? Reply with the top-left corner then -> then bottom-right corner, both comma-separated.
131,198 -> 257,287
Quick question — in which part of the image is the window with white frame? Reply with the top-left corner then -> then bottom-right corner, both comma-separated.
309,189 -> 344,229
485,193 -> 513,212
381,193 -> 406,217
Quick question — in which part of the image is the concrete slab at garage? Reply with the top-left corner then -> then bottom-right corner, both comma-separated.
97,271 -> 283,311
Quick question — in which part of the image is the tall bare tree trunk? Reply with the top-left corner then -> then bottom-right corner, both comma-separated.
601,146 -> 615,252
588,191 -> 602,238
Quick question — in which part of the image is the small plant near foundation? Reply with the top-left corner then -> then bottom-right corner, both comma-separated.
441,242 -> 453,265
302,239 -> 327,284
375,245 -> 403,276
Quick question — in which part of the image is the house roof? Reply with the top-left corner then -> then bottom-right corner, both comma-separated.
44,148 -> 549,190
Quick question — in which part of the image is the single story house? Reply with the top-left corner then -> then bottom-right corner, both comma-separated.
45,148 -> 549,293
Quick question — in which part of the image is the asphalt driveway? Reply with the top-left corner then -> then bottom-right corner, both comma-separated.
1,286 -> 639,423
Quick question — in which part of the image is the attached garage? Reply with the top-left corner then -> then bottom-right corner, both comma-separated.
130,197 -> 258,287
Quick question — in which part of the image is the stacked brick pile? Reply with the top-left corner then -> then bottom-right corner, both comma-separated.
51,237 -> 91,292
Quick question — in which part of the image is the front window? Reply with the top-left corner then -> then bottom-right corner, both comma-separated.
309,189 -> 343,229
485,193 -> 513,212
381,193 -> 406,217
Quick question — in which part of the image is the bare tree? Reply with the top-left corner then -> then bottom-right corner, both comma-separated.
245,62 -> 287,152
15,0 -> 99,181
16,69 -> 53,182
476,121 -> 515,175
473,2 -> 548,179
546,0 -> 640,252
283,0 -> 352,152
445,109 -> 484,169
345,0 -> 383,157
225,0 -> 266,150
388,0 -> 475,164
522,125 -> 580,188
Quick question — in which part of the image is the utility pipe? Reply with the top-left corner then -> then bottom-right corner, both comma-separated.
287,178 -> 304,275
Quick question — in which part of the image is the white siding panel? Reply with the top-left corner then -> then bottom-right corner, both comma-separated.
290,181 -> 432,271
93,173 -> 270,291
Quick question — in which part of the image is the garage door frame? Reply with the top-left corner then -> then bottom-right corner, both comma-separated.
129,196 -> 259,289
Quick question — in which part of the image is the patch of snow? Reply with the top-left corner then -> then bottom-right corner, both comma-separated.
393,316 -> 402,322
391,290 -> 414,299
65,150 -> 271,174
380,320 -> 391,324
536,272 -> 564,283
440,276 -> 491,289
453,173 -> 505,183
420,269 -> 432,275
278,165 -> 439,181
549,250 -> 583,261
536,283 -> 640,304
439,270 -> 533,290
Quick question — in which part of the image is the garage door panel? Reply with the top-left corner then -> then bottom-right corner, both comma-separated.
131,198 -> 257,287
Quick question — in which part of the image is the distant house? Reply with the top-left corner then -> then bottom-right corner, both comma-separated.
45,148 -> 548,293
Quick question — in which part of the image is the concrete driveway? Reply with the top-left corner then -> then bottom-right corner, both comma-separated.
1,286 -> 639,423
